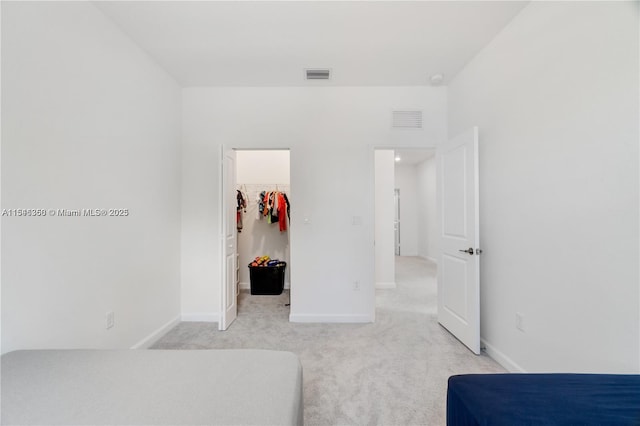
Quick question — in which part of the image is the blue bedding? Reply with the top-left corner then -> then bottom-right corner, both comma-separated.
447,373 -> 640,425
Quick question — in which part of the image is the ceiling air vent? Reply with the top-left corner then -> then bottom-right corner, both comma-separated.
392,110 -> 423,129
305,68 -> 331,80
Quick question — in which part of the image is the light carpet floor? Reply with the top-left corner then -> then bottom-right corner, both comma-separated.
151,256 -> 505,425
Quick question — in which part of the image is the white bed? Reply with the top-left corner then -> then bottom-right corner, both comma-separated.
1,349 -> 303,425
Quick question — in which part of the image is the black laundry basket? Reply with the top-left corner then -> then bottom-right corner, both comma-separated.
248,262 -> 287,295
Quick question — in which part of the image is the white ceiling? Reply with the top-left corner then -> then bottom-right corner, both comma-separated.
94,1 -> 528,87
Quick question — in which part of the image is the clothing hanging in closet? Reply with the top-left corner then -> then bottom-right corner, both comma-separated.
236,189 -> 248,232
258,190 -> 290,232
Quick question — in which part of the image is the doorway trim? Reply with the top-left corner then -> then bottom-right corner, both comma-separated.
219,146 -> 294,331
372,145 -> 437,291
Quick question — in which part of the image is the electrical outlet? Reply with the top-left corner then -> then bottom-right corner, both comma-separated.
353,281 -> 360,291
515,312 -> 524,332
106,311 -> 115,330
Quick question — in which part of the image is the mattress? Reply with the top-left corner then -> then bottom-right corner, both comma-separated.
447,373 -> 640,425
2,349 -> 303,425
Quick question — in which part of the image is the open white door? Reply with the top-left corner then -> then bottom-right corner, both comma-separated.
220,146 -> 237,330
437,127 -> 481,354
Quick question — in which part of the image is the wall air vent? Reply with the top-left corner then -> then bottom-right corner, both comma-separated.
305,68 -> 331,80
392,110 -> 423,129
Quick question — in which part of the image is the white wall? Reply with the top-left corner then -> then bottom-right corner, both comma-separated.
417,157 -> 437,261
375,150 -> 395,288
236,150 -> 290,184
236,150 -> 291,289
181,87 -> 447,323
394,164 -> 419,256
448,1 -> 639,373
1,2 -> 182,353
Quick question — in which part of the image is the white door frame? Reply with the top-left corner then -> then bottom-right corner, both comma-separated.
219,147 -> 294,330
371,145 -> 437,296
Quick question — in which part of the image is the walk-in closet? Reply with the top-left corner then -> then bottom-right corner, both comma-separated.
235,150 -> 291,315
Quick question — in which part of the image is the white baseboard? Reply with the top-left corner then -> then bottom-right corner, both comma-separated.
424,256 -> 438,264
376,281 -> 397,289
418,255 -> 438,264
289,313 -> 373,323
131,315 -> 181,349
181,313 -> 220,323
481,339 -> 526,373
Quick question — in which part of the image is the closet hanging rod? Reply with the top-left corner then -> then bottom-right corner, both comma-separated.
236,184 -> 290,192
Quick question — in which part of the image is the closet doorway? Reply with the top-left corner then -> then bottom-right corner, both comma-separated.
234,149 -> 292,320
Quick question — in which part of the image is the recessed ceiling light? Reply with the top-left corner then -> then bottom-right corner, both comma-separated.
430,74 -> 444,86
395,155 -> 401,162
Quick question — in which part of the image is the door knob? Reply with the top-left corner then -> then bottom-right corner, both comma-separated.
459,248 -> 474,255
